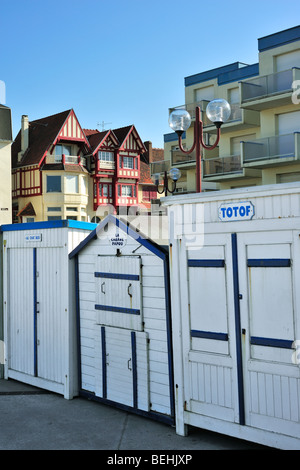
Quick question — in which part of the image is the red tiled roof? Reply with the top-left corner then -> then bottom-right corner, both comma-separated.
139,160 -> 154,185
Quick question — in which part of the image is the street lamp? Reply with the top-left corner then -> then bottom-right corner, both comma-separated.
168,99 -> 231,192
151,167 -> 181,196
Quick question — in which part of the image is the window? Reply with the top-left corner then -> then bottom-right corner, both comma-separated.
55,144 -> 71,162
98,183 -> 112,198
65,175 -> 78,193
47,207 -> 61,212
121,185 -> 133,197
123,157 -> 134,169
25,217 -> 35,223
55,144 -> 71,156
82,177 -> 88,194
66,207 -> 78,212
98,151 -> 114,162
47,175 -> 61,193
143,186 -> 157,201
48,216 -> 62,221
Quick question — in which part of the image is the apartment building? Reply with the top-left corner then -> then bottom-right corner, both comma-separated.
11,109 -> 151,222
160,26 -> 300,193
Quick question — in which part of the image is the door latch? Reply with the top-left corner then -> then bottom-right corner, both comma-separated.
128,283 -> 132,298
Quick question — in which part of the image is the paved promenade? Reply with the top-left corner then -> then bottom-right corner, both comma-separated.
0,379 -> 267,451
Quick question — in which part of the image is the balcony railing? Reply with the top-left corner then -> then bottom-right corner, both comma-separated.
242,132 -> 300,164
99,160 -> 115,169
241,68 -> 300,103
46,154 -> 87,166
203,155 -> 243,177
150,160 -> 171,176
171,149 -> 196,166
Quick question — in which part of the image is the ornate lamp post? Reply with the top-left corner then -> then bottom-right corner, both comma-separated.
151,167 -> 181,197
168,99 -> 231,192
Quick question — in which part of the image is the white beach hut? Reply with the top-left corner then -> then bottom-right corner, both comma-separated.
69,214 -> 174,424
1,220 -> 96,398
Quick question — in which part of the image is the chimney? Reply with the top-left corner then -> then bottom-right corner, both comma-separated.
144,141 -> 152,163
21,115 -> 29,151
18,115 -> 29,162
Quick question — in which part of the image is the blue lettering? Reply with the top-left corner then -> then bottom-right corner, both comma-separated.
239,206 -> 246,217
226,207 -> 233,218
246,205 -> 251,216
220,208 -> 226,218
233,207 -> 238,217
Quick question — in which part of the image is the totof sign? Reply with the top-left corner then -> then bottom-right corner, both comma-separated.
25,234 -> 42,242
219,201 -> 254,222
109,233 -> 127,247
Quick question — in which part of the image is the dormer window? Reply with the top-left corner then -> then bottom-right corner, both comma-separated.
55,144 -> 72,162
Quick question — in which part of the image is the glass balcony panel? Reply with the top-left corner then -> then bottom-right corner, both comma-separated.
241,69 -> 294,102
150,160 -> 171,175
171,150 -> 196,166
243,133 -> 296,162
203,155 -> 242,177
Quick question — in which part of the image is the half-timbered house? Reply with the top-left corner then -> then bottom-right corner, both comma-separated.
11,110 -> 148,222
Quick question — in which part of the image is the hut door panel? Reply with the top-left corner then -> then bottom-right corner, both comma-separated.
36,247 -> 64,384
185,236 -> 239,424
95,256 -> 143,331
94,326 -> 149,411
237,231 -> 300,436
8,248 -> 35,376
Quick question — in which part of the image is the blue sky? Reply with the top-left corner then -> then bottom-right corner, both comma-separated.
1,0 -> 300,148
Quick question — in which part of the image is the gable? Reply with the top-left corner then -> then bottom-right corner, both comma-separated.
69,214 -> 167,260
57,110 -> 89,144
114,126 -> 146,153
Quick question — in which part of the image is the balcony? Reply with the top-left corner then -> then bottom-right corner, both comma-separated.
99,160 -> 115,170
240,68 -> 300,110
242,132 -> 300,168
203,102 -> 260,134
46,154 -> 87,166
171,149 -> 196,168
150,160 -> 171,177
203,154 -> 261,182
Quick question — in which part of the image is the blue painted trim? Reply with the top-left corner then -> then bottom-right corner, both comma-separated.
247,258 -> 291,267
258,26 -> 300,52
33,248 -> 38,377
95,272 -> 139,281
131,332 -> 138,409
188,259 -> 225,268
74,255 -> 82,391
185,62 -> 246,87
163,257 -> 175,420
164,132 -> 186,143
101,326 -> 107,399
219,63 -> 259,85
231,233 -> 245,426
0,220 -> 97,232
95,304 -> 140,315
69,214 -> 168,261
251,336 -> 293,349
191,330 -> 228,341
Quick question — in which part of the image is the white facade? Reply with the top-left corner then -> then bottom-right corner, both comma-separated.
69,215 -> 174,423
1,220 -> 96,398
164,182 -> 300,450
